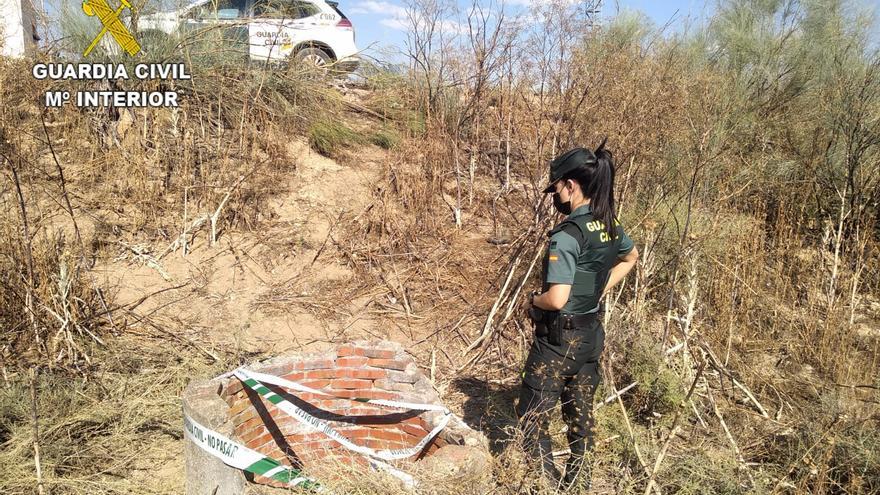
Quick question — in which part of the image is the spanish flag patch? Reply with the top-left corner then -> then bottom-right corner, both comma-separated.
549,255 -> 559,262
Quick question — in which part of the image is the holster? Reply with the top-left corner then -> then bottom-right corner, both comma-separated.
528,307 -> 564,346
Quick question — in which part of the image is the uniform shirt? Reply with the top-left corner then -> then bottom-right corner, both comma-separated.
543,204 -> 634,313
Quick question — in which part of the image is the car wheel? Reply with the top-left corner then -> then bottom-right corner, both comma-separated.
292,47 -> 332,74
292,47 -> 331,70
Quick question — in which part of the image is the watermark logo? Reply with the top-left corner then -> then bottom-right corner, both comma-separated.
82,0 -> 141,57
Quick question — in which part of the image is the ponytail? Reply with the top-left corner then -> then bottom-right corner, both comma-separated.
561,138 -> 618,238
590,138 -> 617,238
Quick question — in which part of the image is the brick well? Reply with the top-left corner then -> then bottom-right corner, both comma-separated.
184,340 -> 488,491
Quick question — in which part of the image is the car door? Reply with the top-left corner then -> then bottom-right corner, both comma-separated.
180,0 -> 250,61
248,0 -> 320,61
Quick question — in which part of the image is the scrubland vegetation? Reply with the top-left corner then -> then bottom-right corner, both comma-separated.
0,0 -> 878,493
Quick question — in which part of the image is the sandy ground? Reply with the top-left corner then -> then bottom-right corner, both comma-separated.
93,138 -> 388,357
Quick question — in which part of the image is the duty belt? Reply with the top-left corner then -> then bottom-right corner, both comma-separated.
559,312 -> 600,329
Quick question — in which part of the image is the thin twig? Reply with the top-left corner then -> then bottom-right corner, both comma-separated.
40,112 -> 84,253
30,370 -> 45,495
311,211 -> 345,266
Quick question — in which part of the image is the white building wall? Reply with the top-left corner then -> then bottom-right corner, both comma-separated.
0,0 -> 37,57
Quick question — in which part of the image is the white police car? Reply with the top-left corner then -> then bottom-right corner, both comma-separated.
138,0 -> 358,71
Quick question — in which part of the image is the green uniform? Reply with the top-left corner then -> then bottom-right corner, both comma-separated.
543,203 -> 634,313
517,202 -> 634,487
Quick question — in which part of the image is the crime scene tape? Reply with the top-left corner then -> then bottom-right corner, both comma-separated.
184,412 -> 319,489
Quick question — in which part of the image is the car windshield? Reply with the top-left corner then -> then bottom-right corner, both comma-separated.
187,0 -> 248,19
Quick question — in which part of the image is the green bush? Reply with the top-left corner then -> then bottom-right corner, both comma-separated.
307,120 -> 363,156
369,128 -> 400,149
626,338 -> 687,417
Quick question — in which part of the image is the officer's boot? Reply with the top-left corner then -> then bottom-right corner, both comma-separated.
561,427 -> 593,492
561,449 -> 591,492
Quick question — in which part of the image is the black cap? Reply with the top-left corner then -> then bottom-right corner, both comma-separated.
542,147 -> 597,193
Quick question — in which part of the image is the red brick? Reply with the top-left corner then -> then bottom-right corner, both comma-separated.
360,390 -> 399,400
289,431 -> 330,443
300,379 -> 331,389
364,438 -> 406,450
386,370 -> 418,384
253,441 -> 284,458
346,369 -> 386,380
400,423 -> 428,437
400,416 -> 426,427
303,370 -> 336,380
342,428 -> 372,439
247,431 -> 276,449
282,371 -> 308,381
262,415 -> 296,430
224,379 -> 244,397
310,399 -> 344,411
299,441 -> 336,456
256,363 -> 297,378
370,429 -> 408,443
387,382 -> 415,392
231,407 -> 259,427
346,406 -> 386,416
337,345 -> 368,357
363,348 -> 396,359
224,393 -> 241,408
331,378 -> 373,389
292,359 -> 335,370
235,415 -> 266,435
363,438 -> 384,450
366,358 -> 409,370
335,356 -> 369,367
239,426 -> 269,445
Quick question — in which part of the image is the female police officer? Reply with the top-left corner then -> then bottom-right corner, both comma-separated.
517,140 -> 639,490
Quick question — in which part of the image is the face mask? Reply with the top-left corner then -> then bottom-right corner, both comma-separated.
552,192 -> 572,215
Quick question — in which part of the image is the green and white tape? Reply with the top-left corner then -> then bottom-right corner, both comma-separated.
184,412 -> 319,490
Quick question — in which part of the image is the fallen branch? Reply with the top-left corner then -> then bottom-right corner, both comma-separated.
707,379 -> 755,486
210,175 -> 246,245
157,215 -> 208,260
310,211 -> 345,266
595,381 -> 638,411
463,246 -> 524,355
116,241 -> 171,281
343,99 -> 388,121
